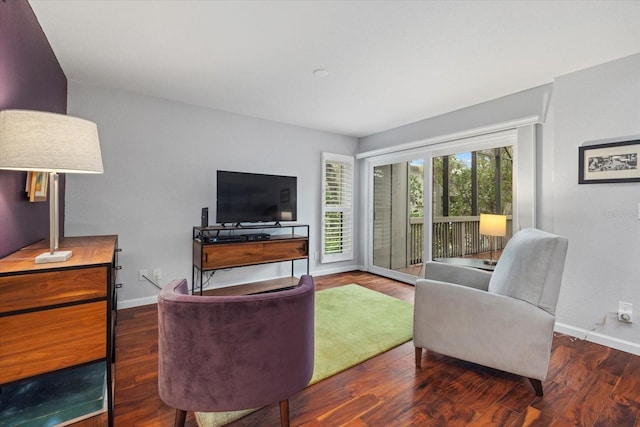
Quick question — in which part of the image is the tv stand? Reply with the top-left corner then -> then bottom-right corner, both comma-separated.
192,223 -> 309,295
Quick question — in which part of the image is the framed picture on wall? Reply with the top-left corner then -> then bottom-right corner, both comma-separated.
579,139 -> 640,184
25,171 -> 48,202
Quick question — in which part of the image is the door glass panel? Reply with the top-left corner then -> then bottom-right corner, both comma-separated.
373,159 -> 424,277
432,146 -> 513,265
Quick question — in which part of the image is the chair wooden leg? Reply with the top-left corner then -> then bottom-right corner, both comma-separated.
528,378 -> 544,396
415,347 -> 423,367
279,399 -> 290,427
174,409 -> 187,427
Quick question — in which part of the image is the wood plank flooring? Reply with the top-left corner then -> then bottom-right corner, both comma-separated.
112,271 -> 640,426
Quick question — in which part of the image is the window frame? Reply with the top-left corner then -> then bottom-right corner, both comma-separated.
321,152 -> 355,263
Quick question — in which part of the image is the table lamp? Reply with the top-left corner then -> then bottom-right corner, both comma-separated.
479,213 -> 506,265
0,110 -> 103,263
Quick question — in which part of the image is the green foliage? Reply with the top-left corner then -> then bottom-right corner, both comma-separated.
433,146 -> 513,217
409,164 -> 424,217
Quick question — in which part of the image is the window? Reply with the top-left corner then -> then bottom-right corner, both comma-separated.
321,152 -> 354,263
432,145 -> 514,260
433,146 -> 513,217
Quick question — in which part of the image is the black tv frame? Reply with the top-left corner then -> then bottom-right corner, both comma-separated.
216,170 -> 297,226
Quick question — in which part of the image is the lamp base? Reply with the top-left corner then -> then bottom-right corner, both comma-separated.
35,250 -> 72,264
483,259 -> 498,266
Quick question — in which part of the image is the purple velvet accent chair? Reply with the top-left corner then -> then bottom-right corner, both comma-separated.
157,275 -> 315,427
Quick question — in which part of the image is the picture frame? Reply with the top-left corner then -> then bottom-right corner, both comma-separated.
26,171 -> 48,202
578,139 -> 640,184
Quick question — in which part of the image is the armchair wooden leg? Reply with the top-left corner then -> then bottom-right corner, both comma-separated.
279,399 -> 290,427
415,347 -> 423,367
174,409 -> 187,427
528,378 -> 544,396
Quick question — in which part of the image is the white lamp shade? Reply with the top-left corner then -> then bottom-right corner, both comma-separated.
0,110 -> 103,174
479,213 -> 507,237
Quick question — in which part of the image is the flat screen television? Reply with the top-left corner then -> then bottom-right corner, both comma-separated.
216,170 -> 297,224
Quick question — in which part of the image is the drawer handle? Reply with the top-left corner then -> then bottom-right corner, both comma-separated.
115,248 -> 123,252
115,266 -> 123,270
116,283 -> 123,288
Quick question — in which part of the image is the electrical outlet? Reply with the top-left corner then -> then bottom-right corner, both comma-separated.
618,301 -> 633,323
153,268 -> 162,282
138,269 -> 148,281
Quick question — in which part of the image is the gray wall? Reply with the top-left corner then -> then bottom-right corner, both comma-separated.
359,84 -> 552,152
552,52 -> 640,349
65,82 -> 358,307
65,49 -> 640,350
358,52 -> 640,352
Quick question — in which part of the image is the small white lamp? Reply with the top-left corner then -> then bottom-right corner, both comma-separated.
0,110 -> 103,263
479,213 -> 506,265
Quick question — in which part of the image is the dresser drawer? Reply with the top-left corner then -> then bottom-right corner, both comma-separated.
0,301 -> 107,384
0,267 -> 107,314
202,242 -> 263,269
201,238 -> 309,270
262,239 -> 308,261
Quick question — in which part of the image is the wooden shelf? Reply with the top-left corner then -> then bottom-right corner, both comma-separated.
194,222 -> 307,232
0,361 -> 107,426
202,277 -> 299,296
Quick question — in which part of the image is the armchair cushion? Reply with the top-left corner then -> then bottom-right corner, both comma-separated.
488,228 -> 568,315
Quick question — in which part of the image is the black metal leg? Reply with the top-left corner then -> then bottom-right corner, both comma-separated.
528,377 -> 544,396
415,347 -> 423,367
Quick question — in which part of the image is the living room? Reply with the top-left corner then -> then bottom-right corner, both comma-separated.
2,1 -> 640,426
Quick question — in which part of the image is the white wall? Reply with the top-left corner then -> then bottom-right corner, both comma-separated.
65,82 -> 358,308
357,52 -> 640,354
551,53 -> 640,353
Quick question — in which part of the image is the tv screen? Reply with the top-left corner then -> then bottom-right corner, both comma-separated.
216,170 -> 297,224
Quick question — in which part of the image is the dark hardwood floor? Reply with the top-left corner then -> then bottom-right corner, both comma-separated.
113,271 -> 640,426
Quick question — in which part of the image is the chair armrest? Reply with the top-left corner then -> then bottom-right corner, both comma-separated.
423,261 -> 492,291
414,279 -> 555,380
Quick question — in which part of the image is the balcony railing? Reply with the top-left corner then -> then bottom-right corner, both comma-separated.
409,216 -> 513,263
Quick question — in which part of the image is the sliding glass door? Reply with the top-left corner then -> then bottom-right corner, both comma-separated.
368,152 -> 429,282
431,145 -> 514,266
365,128 -> 531,284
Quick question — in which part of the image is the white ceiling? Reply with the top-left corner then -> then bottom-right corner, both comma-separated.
29,1 -> 640,138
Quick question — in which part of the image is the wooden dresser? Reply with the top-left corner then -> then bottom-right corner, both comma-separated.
0,235 -> 120,426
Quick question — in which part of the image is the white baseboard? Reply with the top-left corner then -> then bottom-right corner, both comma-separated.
554,322 -> 640,356
312,264 -> 361,276
118,295 -> 158,310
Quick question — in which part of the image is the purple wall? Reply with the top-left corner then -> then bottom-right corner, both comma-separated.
0,0 -> 67,258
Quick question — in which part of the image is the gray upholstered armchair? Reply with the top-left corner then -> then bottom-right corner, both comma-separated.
413,228 -> 568,396
157,275 -> 315,427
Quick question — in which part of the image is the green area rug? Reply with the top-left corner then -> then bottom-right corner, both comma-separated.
195,284 -> 413,426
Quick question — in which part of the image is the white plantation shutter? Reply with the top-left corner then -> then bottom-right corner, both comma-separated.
321,152 -> 354,263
